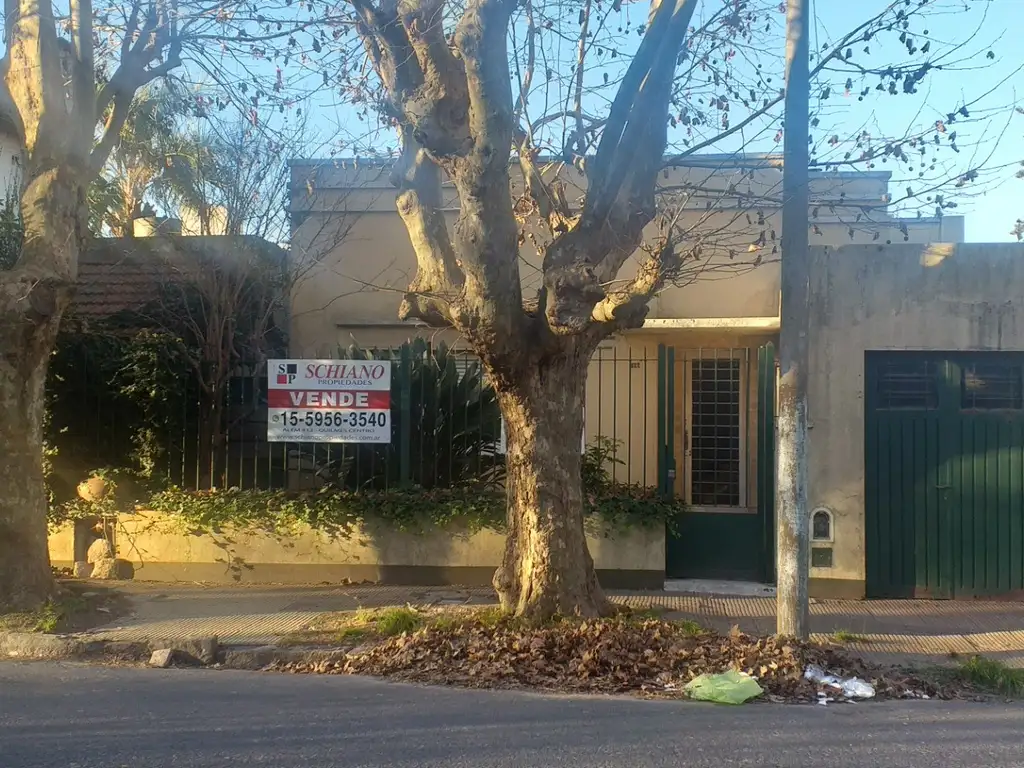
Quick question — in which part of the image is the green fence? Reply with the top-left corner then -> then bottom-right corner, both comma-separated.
211,342 -> 665,493
48,338 -> 775,504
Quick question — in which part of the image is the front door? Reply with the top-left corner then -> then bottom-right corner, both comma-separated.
663,344 -> 776,582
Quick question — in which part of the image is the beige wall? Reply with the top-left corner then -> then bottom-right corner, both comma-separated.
50,511 -> 665,586
48,525 -> 75,563
288,159 -> 963,355
805,242 -> 1024,592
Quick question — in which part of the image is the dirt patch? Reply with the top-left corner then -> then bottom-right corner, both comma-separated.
0,580 -> 130,634
268,611 -> 954,703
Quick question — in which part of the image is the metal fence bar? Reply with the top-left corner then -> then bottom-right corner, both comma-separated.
53,344 -> 767,503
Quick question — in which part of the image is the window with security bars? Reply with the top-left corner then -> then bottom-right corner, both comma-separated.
690,358 -> 741,507
962,362 -> 1023,410
876,359 -> 938,410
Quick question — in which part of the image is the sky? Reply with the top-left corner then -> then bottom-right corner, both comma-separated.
812,1 -> 1023,242
301,0 -> 1022,244
4,1 -> 1018,243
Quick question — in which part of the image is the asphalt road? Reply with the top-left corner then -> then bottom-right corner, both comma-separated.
1,663 -> 1022,768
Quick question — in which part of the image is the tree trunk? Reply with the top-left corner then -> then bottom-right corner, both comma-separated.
0,289 -> 65,610
492,352 -> 613,619
196,392 -> 225,490
0,167 -> 83,609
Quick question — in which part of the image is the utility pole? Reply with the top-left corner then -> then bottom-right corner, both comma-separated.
776,0 -> 811,639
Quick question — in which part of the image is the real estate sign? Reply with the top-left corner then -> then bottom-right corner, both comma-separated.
267,359 -> 392,443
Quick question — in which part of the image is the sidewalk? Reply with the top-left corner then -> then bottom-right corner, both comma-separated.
74,582 -> 1024,668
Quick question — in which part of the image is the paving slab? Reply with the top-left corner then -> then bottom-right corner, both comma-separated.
67,581 -> 1024,667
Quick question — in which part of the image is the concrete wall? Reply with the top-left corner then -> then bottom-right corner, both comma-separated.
50,511 -> 665,589
288,158 -> 962,355
805,243 -> 1024,596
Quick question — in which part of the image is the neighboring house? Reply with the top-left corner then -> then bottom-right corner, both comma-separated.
64,229 -> 290,484
72,227 -> 288,328
287,154 -> 1023,601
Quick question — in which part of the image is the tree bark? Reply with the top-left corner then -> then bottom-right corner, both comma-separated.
0,165 -> 82,609
196,390 -> 227,490
0,256 -> 72,610
492,348 -> 613,619
0,0 -> 184,611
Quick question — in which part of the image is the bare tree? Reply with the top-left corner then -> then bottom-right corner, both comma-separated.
0,0 -> 325,609
155,117 -> 297,241
132,116 -> 357,489
0,0 -> 187,608
314,0 -> 1020,619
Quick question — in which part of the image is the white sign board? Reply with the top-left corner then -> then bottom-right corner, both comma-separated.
267,359 -> 392,443
497,407 -> 586,454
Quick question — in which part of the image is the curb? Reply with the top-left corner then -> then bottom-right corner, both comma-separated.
0,631 -> 351,671
0,632 -> 151,661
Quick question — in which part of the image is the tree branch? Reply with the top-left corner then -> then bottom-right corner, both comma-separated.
540,0 -> 698,335
513,128 -> 575,234
571,0 -> 591,156
354,0 -> 471,157
69,0 -> 96,155
90,7 -> 183,175
511,0 -> 535,128
590,239 -> 681,328
95,0 -> 180,119
391,131 -> 464,327
5,0 -> 67,157
446,0 -> 524,344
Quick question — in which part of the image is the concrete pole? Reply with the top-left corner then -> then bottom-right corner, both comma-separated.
776,0 -> 811,639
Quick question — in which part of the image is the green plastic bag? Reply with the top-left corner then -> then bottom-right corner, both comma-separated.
684,669 -> 763,704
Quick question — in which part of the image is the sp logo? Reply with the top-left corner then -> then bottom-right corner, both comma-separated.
276,363 -> 297,385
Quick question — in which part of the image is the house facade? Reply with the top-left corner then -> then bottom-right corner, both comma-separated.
285,155 -> 1024,601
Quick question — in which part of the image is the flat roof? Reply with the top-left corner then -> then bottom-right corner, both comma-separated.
288,155 -> 893,181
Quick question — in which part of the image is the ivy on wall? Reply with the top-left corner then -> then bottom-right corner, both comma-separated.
54,437 -> 686,537
146,482 -> 683,537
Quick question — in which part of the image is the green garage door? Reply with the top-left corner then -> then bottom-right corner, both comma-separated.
866,352 -> 1024,598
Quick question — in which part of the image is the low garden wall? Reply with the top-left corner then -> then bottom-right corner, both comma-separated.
49,510 -> 666,589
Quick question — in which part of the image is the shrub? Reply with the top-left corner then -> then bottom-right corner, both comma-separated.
303,339 -> 503,490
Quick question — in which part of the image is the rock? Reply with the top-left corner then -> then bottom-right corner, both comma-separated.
86,538 -> 114,563
89,557 -> 135,580
179,636 -> 219,665
149,648 -> 174,668
149,636 -> 219,665
72,561 -> 93,578
199,636 -> 219,665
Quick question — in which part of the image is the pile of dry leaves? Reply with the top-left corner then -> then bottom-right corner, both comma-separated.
266,617 -> 946,703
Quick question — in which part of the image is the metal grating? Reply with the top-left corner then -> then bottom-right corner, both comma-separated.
690,358 -> 741,506
876,358 -> 939,410
962,362 -> 1023,410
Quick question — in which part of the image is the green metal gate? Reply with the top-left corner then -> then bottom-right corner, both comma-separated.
865,351 -> 1024,598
